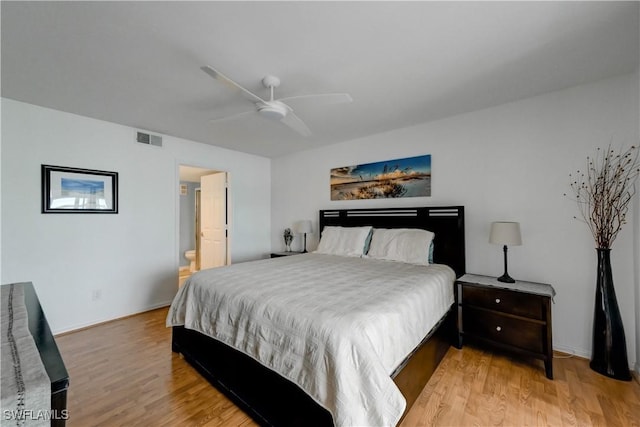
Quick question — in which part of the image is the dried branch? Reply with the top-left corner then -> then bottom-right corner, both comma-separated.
566,144 -> 639,248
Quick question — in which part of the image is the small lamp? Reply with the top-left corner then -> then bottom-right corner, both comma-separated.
489,221 -> 522,283
294,220 -> 313,253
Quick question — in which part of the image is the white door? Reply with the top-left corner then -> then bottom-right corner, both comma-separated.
199,172 -> 227,269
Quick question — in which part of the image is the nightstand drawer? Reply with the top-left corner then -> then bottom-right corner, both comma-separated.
462,285 -> 544,320
463,307 -> 544,353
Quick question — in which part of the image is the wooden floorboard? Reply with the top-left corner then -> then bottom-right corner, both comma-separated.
55,307 -> 640,426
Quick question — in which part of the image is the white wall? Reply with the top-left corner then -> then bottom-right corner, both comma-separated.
1,98 -> 271,333
0,99 -> 3,284
636,186 -> 640,375
271,72 -> 640,366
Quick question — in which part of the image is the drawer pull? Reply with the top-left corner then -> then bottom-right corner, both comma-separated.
496,326 -> 502,332
495,298 -> 501,304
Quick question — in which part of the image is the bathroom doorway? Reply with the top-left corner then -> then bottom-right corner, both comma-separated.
178,165 -> 229,287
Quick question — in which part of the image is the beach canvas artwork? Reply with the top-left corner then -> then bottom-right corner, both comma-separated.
331,154 -> 431,200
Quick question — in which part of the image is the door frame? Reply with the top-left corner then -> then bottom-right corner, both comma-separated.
195,188 -> 201,271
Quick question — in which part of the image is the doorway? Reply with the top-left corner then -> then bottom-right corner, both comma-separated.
178,165 -> 229,287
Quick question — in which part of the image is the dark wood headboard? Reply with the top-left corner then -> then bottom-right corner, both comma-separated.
319,206 -> 466,277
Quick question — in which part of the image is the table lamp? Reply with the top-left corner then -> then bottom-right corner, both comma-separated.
294,220 -> 313,253
489,221 -> 522,283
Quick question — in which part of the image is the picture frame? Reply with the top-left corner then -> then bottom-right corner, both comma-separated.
330,154 -> 431,200
41,165 -> 118,213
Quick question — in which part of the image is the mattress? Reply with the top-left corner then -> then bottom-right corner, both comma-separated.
166,253 -> 455,426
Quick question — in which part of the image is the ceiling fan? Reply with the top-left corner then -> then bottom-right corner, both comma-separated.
201,65 -> 352,137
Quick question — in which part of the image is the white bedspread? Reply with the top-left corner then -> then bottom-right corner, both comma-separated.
166,253 -> 454,427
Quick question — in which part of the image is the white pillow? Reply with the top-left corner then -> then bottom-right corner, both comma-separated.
314,226 -> 373,257
367,228 -> 435,265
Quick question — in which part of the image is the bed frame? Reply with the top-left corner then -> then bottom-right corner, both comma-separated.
172,206 -> 465,426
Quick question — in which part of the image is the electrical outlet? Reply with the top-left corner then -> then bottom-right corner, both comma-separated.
91,289 -> 102,301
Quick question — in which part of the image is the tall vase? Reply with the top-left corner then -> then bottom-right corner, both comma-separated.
589,248 -> 631,381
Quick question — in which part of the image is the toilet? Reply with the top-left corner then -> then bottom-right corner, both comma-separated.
185,250 -> 196,273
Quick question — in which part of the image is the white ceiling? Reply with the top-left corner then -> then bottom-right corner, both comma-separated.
2,1 -> 638,158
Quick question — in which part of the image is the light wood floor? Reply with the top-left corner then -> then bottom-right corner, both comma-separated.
55,307 -> 640,426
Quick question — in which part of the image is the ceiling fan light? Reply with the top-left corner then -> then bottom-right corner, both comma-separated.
257,102 -> 288,120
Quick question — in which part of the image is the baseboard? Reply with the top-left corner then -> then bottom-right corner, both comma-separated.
552,345 -> 590,360
553,346 -> 639,377
53,300 -> 173,336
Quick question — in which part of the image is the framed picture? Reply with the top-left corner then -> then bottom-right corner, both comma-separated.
330,154 -> 431,200
41,165 -> 118,213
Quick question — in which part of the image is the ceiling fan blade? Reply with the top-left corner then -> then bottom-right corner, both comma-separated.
210,110 -> 256,123
201,65 -> 266,103
277,93 -> 353,106
280,110 -> 312,137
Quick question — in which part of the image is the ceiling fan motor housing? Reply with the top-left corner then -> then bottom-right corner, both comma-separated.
257,101 -> 288,120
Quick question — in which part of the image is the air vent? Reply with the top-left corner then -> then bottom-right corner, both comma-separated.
136,131 -> 162,147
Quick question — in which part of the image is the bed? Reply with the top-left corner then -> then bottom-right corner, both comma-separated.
168,206 -> 465,426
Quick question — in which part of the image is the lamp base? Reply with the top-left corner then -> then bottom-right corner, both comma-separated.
497,273 -> 515,283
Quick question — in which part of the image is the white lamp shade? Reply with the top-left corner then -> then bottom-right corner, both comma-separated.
294,220 -> 313,234
489,222 -> 522,246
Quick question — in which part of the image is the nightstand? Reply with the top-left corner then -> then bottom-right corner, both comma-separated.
270,251 -> 304,258
456,273 -> 555,379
